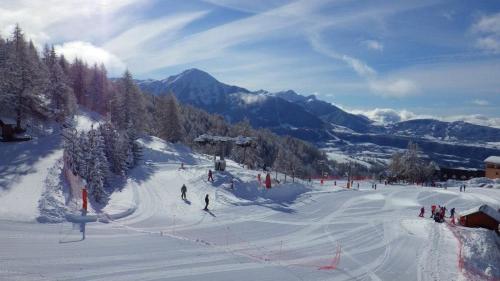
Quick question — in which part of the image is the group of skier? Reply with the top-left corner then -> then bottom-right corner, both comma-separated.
180,184 -> 210,211
419,205 -> 456,223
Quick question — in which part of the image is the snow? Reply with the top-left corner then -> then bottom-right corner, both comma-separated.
74,109 -> 102,131
457,227 -> 500,279
1,136 -> 500,280
0,135 -> 63,221
484,156 -> 500,164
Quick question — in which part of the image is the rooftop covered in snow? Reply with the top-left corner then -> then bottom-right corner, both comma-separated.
484,156 -> 500,164
460,204 -> 500,223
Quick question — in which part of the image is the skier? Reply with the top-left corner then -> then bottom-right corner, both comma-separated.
257,173 -> 261,184
180,162 -> 184,170
374,184 -> 377,190
208,169 -> 214,182
450,207 -> 456,218
419,206 -> 425,217
204,194 -> 209,210
181,184 -> 187,200
463,185 -> 466,192
431,205 -> 436,218
265,173 -> 272,189
230,178 -> 234,190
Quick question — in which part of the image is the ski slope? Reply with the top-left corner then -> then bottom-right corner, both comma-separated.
1,136 -> 499,281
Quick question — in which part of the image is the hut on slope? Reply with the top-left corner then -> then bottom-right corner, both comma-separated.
459,204 -> 500,233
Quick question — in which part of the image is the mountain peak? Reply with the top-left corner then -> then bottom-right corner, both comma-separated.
163,68 -> 217,84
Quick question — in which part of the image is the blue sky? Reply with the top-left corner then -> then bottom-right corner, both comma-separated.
1,0 -> 500,123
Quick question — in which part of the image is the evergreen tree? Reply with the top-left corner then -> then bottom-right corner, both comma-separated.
99,121 -> 127,174
86,127 -> 109,203
44,45 -> 76,121
125,121 -> 142,169
0,25 -> 49,128
155,93 -> 183,142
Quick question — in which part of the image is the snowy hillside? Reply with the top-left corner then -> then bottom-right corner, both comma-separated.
1,134 -> 500,281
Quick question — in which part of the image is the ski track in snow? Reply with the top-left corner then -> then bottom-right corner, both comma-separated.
1,137 -> 499,281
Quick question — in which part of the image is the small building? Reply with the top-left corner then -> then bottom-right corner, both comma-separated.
484,156 -> 500,179
437,167 -> 484,181
459,204 -> 500,232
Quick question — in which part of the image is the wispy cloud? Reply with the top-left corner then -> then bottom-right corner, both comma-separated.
369,79 -> 418,98
103,11 -> 209,60
363,40 -> 384,51
471,12 -> 500,54
472,99 -> 490,106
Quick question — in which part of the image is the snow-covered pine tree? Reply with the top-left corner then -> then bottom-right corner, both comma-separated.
86,127 -> 110,203
125,121 -> 142,169
44,46 -> 76,122
99,121 -> 127,174
0,25 -> 49,128
111,70 -> 146,131
62,119 -> 79,173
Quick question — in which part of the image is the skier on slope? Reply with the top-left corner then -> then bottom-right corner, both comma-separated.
265,173 -> 272,189
204,194 -> 209,210
208,169 -> 214,182
431,205 -> 436,218
450,208 -> 455,218
181,184 -> 187,200
419,207 -> 425,217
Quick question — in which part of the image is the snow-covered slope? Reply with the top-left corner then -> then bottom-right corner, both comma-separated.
1,135 -> 499,280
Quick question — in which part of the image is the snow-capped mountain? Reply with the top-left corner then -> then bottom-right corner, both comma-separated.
136,68 -> 500,169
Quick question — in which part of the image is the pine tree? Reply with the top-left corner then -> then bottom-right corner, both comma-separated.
125,121 -> 142,169
44,45 -> 76,122
155,93 -> 183,142
0,25 -> 49,128
86,127 -> 110,203
99,121 -> 127,174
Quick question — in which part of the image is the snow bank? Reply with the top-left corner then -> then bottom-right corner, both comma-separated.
37,160 -> 68,223
457,227 -> 500,279
467,177 -> 500,189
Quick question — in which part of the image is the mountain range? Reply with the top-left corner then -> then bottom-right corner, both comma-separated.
136,68 -> 500,170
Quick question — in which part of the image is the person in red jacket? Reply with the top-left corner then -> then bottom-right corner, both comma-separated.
82,187 -> 88,211
431,205 -> 436,218
265,173 -> 272,189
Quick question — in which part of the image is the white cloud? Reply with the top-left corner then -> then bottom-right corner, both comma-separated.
349,108 -> 500,129
363,40 -> 384,51
472,99 -> 490,106
442,114 -> 500,129
471,12 -> 500,53
369,78 -> 418,98
55,41 -> 126,76
349,108 -> 419,124
0,0 -> 141,47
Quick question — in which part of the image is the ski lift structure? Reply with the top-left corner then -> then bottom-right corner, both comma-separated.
194,134 -> 253,171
